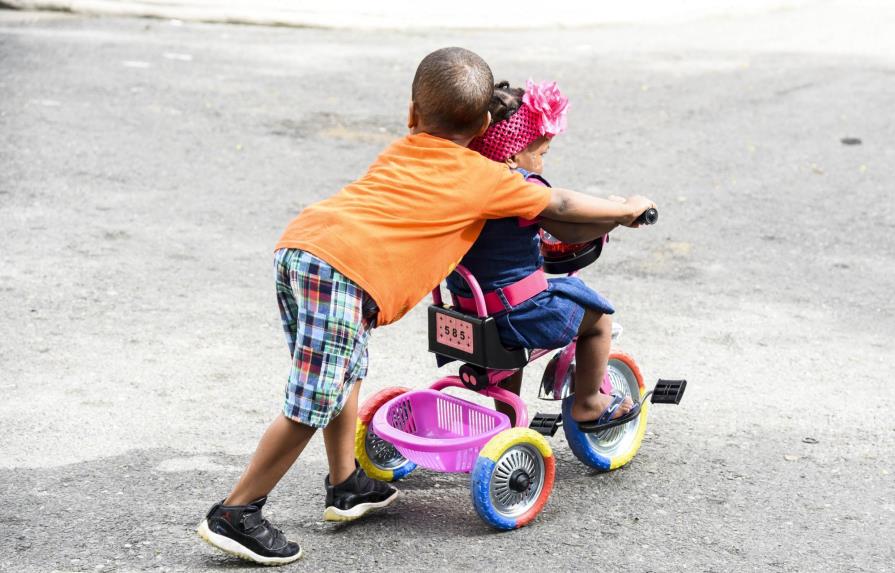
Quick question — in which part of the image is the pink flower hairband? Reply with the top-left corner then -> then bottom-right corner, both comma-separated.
469,79 -> 570,163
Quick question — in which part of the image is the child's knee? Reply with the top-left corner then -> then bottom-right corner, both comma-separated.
596,312 -> 612,334
578,309 -> 611,338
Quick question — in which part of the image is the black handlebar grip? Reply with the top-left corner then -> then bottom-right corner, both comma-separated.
635,207 -> 658,225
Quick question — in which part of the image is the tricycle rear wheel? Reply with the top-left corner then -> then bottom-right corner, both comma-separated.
470,428 -> 555,530
355,387 -> 417,482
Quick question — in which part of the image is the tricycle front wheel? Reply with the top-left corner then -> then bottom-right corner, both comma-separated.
562,352 -> 650,471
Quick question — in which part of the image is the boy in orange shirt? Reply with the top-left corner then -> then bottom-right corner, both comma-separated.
198,47 -> 654,565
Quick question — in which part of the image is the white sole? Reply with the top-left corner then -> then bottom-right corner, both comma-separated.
197,520 -> 302,566
323,490 -> 400,522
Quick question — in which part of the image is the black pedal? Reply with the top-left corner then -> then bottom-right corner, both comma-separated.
529,412 -> 563,437
459,364 -> 490,392
650,379 -> 687,404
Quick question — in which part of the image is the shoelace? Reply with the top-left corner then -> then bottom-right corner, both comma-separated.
242,513 -> 285,548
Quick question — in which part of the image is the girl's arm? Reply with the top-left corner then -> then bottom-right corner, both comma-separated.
539,187 -> 655,227
538,219 -> 617,243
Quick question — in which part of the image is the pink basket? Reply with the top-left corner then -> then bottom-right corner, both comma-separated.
370,389 -> 511,473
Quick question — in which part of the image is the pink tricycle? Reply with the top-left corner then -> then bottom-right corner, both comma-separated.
354,209 -> 685,530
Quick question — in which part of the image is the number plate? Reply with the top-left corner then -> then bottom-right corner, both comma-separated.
435,313 -> 474,353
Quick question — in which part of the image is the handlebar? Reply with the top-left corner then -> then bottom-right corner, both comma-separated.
634,207 -> 658,226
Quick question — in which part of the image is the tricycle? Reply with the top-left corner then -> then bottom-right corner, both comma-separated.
355,208 -> 686,529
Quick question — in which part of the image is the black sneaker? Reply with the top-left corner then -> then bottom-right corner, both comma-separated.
197,496 -> 302,565
323,466 -> 399,522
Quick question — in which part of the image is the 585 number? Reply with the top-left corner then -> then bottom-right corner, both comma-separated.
443,325 -> 466,340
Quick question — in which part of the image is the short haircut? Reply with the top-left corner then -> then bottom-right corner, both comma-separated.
411,47 -> 494,136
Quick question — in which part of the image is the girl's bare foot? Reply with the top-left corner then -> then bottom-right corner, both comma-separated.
570,391 -> 633,423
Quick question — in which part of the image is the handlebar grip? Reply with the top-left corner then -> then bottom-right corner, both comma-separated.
635,207 -> 658,225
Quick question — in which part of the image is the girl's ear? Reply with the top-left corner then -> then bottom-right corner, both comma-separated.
407,100 -> 418,130
505,155 -> 518,169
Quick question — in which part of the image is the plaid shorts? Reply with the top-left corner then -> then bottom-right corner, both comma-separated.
275,248 -> 374,428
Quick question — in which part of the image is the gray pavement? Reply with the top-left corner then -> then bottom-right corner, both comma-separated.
1,5 -> 893,572
0,0 -> 823,30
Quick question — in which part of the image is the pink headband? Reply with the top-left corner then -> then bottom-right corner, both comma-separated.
469,79 -> 569,162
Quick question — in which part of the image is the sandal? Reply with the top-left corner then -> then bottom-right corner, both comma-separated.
576,392 -> 643,433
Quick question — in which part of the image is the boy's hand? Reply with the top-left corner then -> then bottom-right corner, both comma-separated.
619,195 -> 657,227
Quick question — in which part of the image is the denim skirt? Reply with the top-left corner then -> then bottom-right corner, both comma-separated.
493,276 -> 614,350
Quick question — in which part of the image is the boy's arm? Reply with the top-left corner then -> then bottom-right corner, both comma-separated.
540,188 -> 655,227
539,194 -> 628,241
538,219 -> 618,243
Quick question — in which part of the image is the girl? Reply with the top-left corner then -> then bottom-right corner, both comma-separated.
447,80 -> 647,430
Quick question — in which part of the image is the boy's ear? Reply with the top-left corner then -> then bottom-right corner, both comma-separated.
407,100 -> 418,130
474,111 -> 491,136
505,155 -> 518,169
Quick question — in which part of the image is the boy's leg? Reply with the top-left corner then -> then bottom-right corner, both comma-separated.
322,378 -> 363,485
225,414 -> 316,506
197,250 -> 312,565
198,368 -> 345,560
320,377 -> 400,522
198,415 -> 311,565
570,310 -> 632,422
494,371 -> 523,426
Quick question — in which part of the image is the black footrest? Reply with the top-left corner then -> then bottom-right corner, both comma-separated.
650,379 -> 687,404
459,364 -> 489,392
529,412 -> 563,437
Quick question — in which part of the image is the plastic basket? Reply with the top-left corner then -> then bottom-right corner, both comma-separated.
370,389 -> 510,473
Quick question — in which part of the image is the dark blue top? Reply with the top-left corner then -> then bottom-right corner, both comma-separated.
447,168 -> 544,295
445,169 -> 615,351
446,219 -> 542,295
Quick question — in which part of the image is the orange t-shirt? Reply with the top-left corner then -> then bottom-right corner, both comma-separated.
275,133 -> 552,326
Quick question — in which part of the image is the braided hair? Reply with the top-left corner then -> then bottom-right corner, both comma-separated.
488,81 -> 526,124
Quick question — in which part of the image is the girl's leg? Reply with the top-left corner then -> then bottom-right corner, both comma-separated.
571,310 -> 632,422
321,379 -> 364,485
225,414 -> 316,506
494,370 -> 524,426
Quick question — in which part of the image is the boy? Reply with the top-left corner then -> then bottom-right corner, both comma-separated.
198,47 -> 654,565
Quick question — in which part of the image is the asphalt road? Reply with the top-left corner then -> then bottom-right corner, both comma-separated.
1,6 -> 893,572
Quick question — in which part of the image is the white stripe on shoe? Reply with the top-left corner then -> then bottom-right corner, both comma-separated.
322,490 -> 400,522
196,520 -> 302,566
